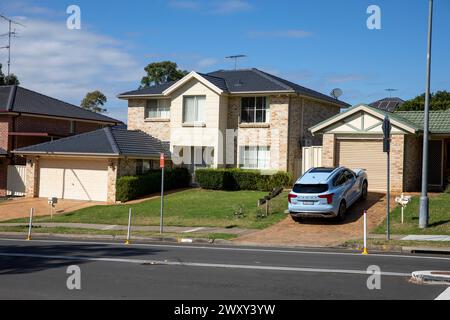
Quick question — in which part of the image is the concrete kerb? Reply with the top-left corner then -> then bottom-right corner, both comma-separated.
411,271 -> 450,285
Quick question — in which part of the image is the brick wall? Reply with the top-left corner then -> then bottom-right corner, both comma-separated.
322,133 -> 336,167
25,157 -> 39,198
128,99 -> 171,142
390,135 -> 405,192
0,116 -> 12,151
302,99 -> 341,146
15,116 -> 101,135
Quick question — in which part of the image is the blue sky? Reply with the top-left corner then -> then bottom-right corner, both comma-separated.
0,0 -> 449,122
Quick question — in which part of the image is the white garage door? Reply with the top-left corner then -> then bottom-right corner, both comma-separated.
337,139 -> 387,191
39,159 -> 108,202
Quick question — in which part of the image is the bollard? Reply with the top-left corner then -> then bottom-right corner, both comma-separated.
125,208 -> 132,245
362,210 -> 368,255
26,208 -> 34,241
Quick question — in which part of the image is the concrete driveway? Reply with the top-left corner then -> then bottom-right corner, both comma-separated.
0,197 -> 104,222
235,192 -> 391,247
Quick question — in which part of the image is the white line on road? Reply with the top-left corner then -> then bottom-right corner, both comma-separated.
435,287 -> 450,300
183,227 -> 205,233
101,225 -> 118,231
1,237 -> 450,261
0,252 -> 410,277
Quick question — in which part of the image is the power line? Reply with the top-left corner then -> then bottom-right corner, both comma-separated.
0,14 -> 25,76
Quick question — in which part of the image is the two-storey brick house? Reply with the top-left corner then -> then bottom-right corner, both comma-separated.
118,69 -> 350,178
0,85 -> 120,197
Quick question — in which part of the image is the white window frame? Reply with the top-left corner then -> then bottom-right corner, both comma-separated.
239,146 -> 270,169
183,96 -> 206,124
145,99 -> 171,119
240,97 -> 270,124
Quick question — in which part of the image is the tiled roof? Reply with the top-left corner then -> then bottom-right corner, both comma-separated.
118,68 -> 350,107
370,97 -> 405,112
15,127 -> 170,158
0,86 -> 120,124
395,110 -> 450,134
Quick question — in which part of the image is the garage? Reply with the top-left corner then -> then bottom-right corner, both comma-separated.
39,158 -> 108,202
336,139 -> 387,191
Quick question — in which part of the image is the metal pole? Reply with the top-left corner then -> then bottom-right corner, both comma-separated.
27,208 -> 34,241
419,0 -> 434,229
160,167 -> 165,234
387,150 -> 390,241
125,208 -> 132,245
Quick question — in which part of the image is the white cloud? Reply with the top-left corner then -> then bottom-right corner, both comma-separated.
0,18 -> 142,122
195,57 -> 219,69
248,29 -> 312,39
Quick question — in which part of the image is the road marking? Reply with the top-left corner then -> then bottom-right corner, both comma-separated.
1,237 -> 450,261
183,227 -> 205,233
0,252 -> 410,277
435,287 -> 450,300
101,225 -> 118,231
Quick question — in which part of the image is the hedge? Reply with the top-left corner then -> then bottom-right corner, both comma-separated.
195,169 -> 292,192
116,167 -> 191,202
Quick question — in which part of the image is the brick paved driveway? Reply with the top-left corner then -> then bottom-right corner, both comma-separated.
235,192 -> 391,247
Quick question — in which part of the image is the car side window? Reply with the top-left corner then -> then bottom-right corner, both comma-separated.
344,170 -> 355,181
334,172 -> 347,187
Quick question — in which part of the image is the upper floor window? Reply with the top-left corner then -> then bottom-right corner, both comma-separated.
183,96 -> 206,123
241,97 -> 270,123
146,99 -> 170,119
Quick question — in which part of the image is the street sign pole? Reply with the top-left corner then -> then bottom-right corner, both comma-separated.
419,0 -> 434,229
383,116 -> 392,241
160,153 -> 165,234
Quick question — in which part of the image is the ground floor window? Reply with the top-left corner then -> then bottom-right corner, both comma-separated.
239,146 -> 270,169
136,160 -> 154,175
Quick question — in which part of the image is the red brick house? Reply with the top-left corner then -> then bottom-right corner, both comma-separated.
0,85 -> 120,197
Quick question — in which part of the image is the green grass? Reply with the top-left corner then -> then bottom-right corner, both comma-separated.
0,226 -> 237,240
374,194 -> 450,235
7,189 -> 289,230
344,239 -> 450,250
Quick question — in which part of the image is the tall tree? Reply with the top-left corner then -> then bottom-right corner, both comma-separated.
398,91 -> 450,111
81,91 -> 107,113
140,61 -> 188,88
0,64 -> 20,85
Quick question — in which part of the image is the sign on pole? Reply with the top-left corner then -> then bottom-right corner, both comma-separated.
160,153 -> 165,234
382,116 -> 391,240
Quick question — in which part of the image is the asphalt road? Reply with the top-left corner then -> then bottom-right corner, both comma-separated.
0,237 -> 449,300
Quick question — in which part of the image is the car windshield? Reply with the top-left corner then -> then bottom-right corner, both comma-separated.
293,184 -> 329,194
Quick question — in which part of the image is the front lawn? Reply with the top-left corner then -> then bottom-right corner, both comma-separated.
8,189 -> 288,229
374,193 -> 450,235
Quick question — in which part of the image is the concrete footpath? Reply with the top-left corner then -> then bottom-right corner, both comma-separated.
0,222 -> 255,236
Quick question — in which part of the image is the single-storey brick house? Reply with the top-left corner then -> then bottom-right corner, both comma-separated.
310,104 -> 450,192
14,126 -> 170,203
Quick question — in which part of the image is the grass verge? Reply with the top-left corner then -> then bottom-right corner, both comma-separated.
6,189 -> 289,230
374,194 -> 450,235
344,239 -> 450,250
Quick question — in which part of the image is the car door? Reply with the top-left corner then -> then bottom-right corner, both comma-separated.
344,170 -> 358,205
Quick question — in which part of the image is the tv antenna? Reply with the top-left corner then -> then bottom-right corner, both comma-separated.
225,55 -> 247,70
385,88 -> 398,98
0,14 -> 25,76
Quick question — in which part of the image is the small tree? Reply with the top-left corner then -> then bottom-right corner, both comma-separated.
81,91 -> 107,113
140,61 -> 188,88
0,64 -> 20,85
398,91 -> 450,111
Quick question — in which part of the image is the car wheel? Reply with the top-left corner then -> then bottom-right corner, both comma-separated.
337,201 -> 346,222
361,181 -> 368,201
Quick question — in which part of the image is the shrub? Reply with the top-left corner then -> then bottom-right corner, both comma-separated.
116,167 -> 191,202
195,169 -> 292,192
